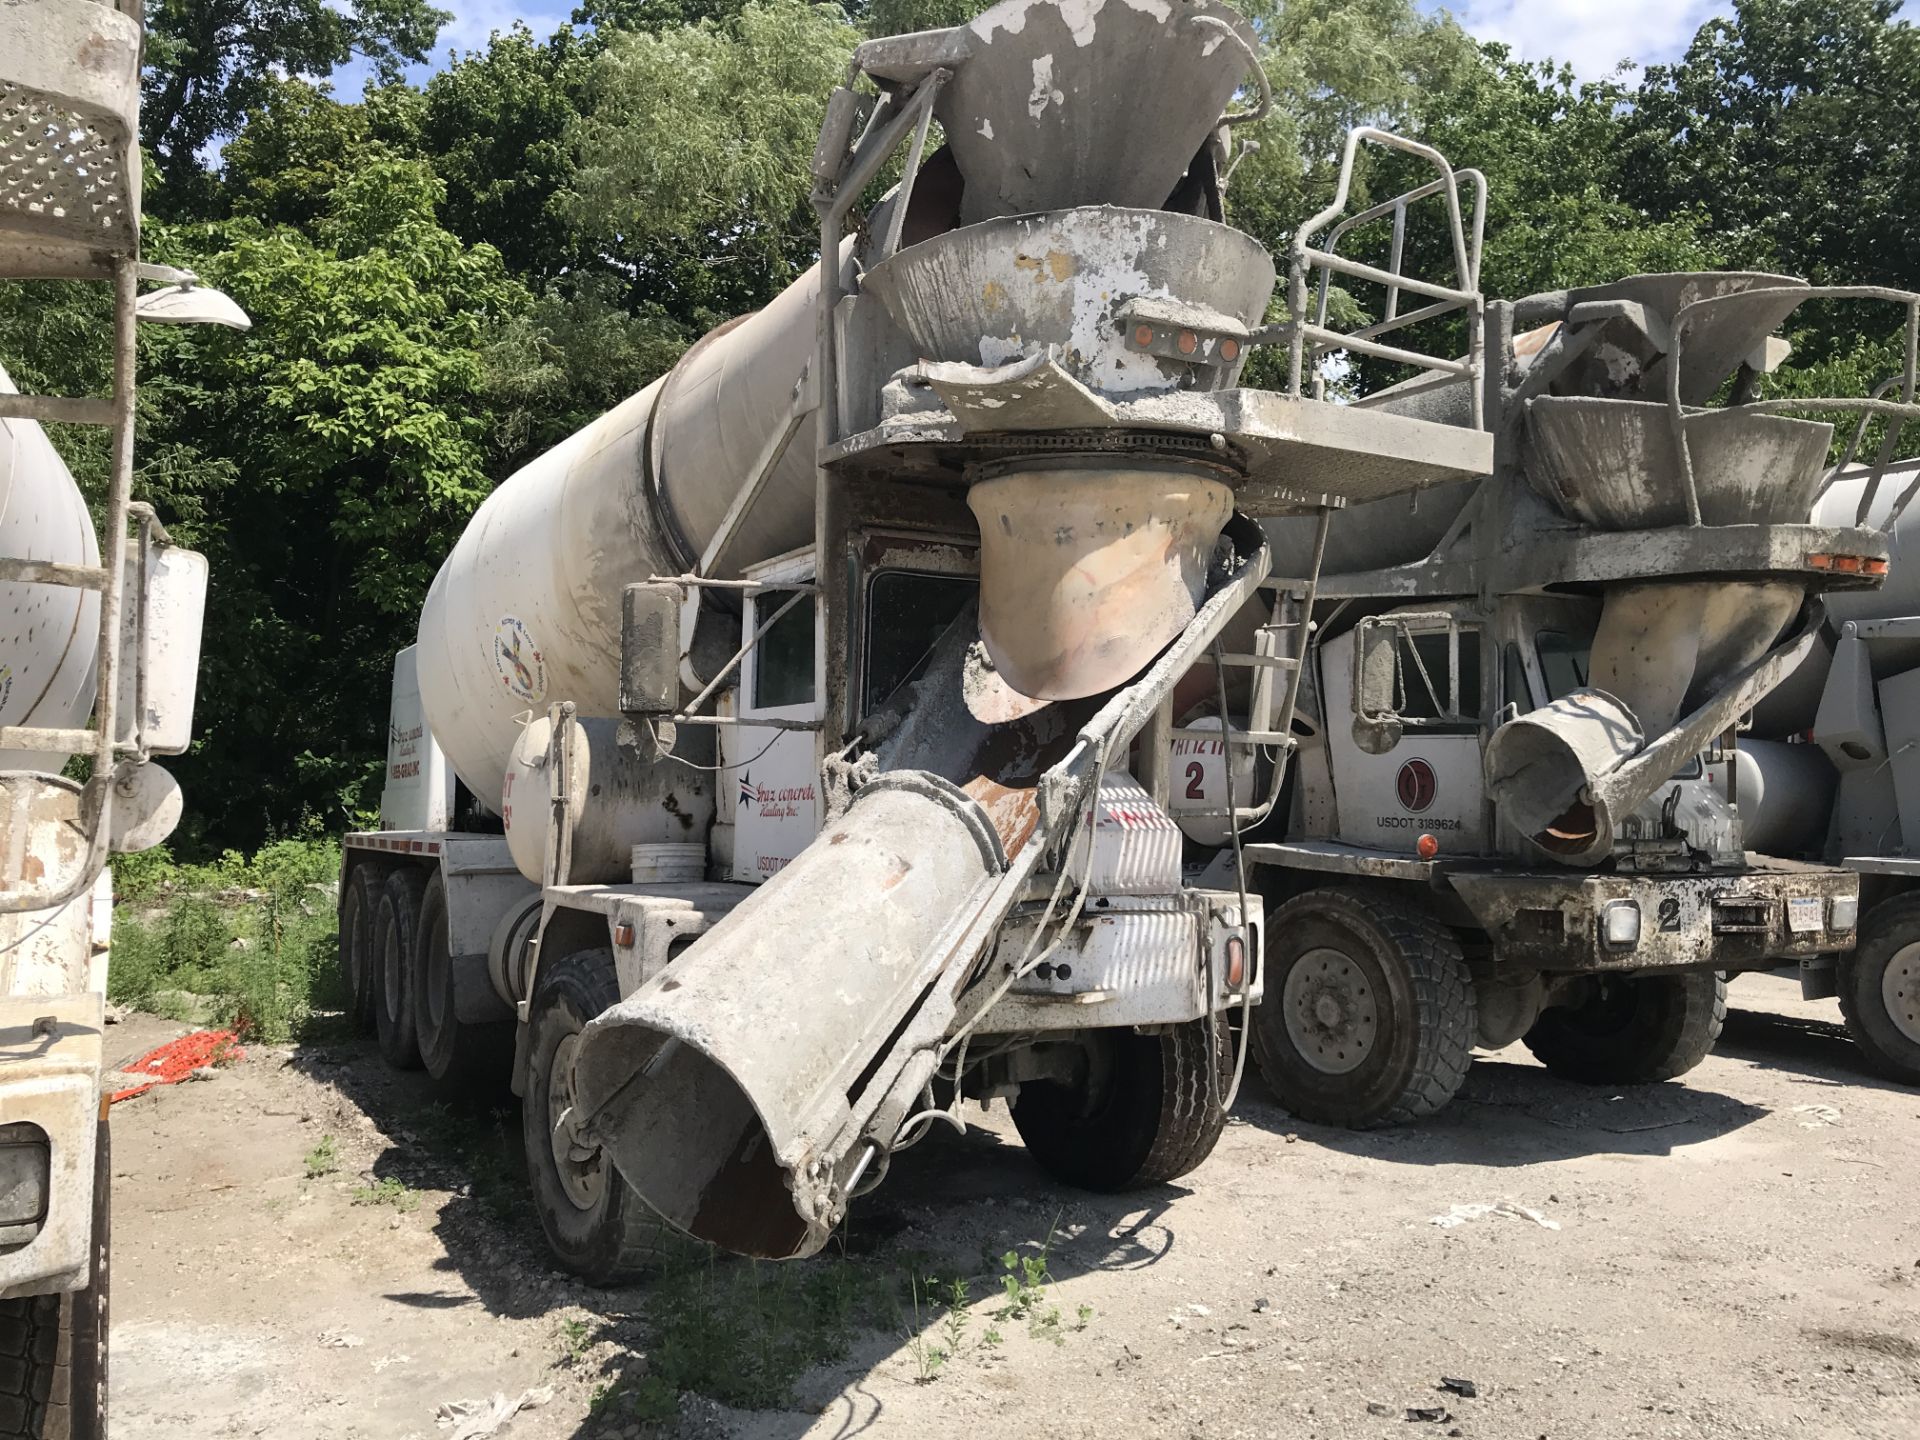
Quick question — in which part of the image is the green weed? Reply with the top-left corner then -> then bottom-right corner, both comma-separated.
350,1176 -> 420,1212
303,1135 -> 340,1178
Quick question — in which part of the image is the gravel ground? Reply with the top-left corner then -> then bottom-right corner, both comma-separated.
108,971 -> 1920,1440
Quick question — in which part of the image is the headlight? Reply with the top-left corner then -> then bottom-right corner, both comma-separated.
1602,900 -> 1641,949
1829,895 -> 1859,932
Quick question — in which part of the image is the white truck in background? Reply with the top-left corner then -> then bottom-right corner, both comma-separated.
1738,458 -> 1920,1082
1,3 -> 247,1434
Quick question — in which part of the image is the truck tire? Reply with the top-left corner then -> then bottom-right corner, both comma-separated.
412,874 -> 508,1087
1250,888 -> 1475,1128
1012,1019 -> 1232,1191
338,860 -> 389,1033
1523,970 -> 1725,1084
373,867 -> 429,1070
522,949 -> 671,1284
1838,893 -> 1920,1083
0,1119 -> 109,1440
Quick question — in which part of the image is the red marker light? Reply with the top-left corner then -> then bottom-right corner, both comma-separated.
1417,834 -> 1440,860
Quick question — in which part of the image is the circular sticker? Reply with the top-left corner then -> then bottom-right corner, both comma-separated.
493,617 -> 547,704
1396,757 -> 1437,814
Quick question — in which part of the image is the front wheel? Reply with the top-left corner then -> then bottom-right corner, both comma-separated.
1523,970 -> 1725,1084
1012,1019 -> 1232,1191
1250,888 -> 1475,1128
522,950 -> 675,1284
0,1118 -> 109,1440
1838,894 -> 1920,1083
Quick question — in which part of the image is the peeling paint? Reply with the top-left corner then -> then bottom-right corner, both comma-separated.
1028,55 -> 1065,118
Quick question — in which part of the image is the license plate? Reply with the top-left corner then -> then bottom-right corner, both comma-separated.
1787,896 -> 1823,934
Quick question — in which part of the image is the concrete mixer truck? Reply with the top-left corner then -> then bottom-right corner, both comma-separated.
1216,258 -> 1912,1127
1726,456 -> 1920,1083
2,2 -> 248,1433
334,0 -> 1498,1270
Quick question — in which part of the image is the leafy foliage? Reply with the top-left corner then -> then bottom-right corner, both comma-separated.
144,0 -> 450,211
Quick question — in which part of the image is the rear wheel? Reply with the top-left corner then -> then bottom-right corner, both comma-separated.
522,949 -> 673,1284
338,861 -> 389,1033
412,874 -> 508,1087
1250,888 -> 1475,1128
1838,894 -> 1920,1083
0,1119 -> 109,1440
1523,970 -> 1725,1084
1012,1019 -> 1232,1191
373,868 -> 429,1070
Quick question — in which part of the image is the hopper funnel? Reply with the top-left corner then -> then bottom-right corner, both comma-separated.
937,0 -> 1263,224
967,460 -> 1233,700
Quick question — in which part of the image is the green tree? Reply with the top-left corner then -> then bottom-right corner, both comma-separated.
143,0 -> 450,213
564,0 -> 861,323
133,163 -> 533,843
1624,0 -> 1920,293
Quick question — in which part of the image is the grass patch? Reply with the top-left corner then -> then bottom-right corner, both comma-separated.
107,836 -> 346,1042
642,1253 -> 887,1411
304,1135 -> 340,1179
350,1176 -> 420,1212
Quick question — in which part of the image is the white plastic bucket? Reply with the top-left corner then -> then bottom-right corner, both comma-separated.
631,842 -> 706,885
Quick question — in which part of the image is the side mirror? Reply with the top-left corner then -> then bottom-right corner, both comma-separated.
115,544 -> 209,756
621,582 -> 682,716
1350,618 -> 1404,755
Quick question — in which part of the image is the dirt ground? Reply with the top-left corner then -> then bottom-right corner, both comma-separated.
107,972 -> 1919,1440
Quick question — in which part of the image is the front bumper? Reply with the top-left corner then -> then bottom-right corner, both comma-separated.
1450,859 -> 1857,973
0,993 -> 101,1299
978,889 -> 1262,1033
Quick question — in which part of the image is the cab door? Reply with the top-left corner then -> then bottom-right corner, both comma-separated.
1321,611 -> 1490,854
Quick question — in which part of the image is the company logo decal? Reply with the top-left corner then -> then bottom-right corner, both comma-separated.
492,616 -> 546,704
1396,757 -> 1437,814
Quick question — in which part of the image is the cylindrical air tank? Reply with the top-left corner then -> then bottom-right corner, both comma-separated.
0,365 -> 100,773
415,255 -> 841,813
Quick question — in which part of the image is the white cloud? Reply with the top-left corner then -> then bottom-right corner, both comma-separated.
1434,1 -> 1732,80
430,0 -> 575,60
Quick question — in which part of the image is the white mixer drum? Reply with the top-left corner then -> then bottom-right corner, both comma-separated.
0,364 -> 99,773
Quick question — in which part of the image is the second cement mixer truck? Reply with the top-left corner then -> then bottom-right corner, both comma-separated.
1218,258 -> 1911,1126
335,0 -> 1501,1270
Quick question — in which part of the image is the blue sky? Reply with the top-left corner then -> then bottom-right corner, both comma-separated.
352,1 -> 1737,90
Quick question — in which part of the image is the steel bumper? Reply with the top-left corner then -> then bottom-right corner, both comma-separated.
1449,862 -> 1857,972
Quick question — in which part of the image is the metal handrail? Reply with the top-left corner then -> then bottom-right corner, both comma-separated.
1265,127 -> 1486,427
1666,285 -> 1920,528
1311,169 -> 1487,348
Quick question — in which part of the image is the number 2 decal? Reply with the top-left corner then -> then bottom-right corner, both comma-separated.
1185,761 -> 1206,800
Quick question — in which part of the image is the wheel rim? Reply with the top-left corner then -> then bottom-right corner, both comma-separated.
1882,942 -> 1920,1044
1282,946 -> 1378,1075
546,1032 -> 607,1211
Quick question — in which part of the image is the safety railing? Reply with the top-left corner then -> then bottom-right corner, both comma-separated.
1254,127 -> 1488,428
